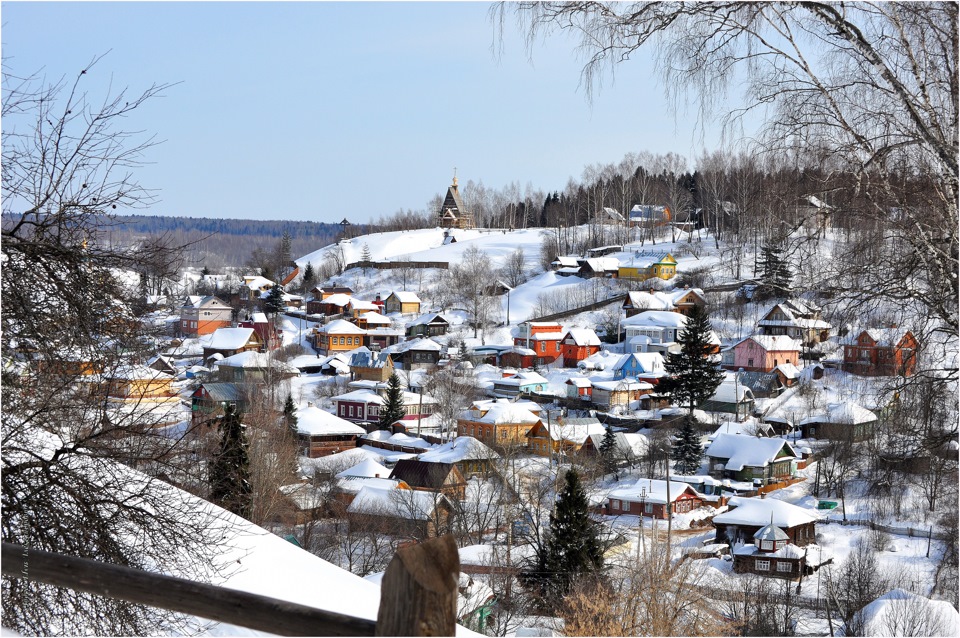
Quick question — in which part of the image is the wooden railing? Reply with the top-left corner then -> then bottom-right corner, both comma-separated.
1,535 -> 459,637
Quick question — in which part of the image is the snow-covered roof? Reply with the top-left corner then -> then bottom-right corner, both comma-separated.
495,371 -> 549,387
358,311 -> 391,325
735,335 -> 801,352
208,327 -> 256,350
754,523 -> 790,543
624,291 -> 673,311
709,420 -> 772,439
582,257 -> 619,271
733,542 -> 805,559
622,310 -> 688,329
856,589 -> 960,637
335,458 -> 392,479
349,299 -> 379,311
799,400 -> 878,425
319,319 -> 367,335
712,496 -> 817,528
563,328 -> 601,346
544,418 -> 605,444
705,434 -> 797,470
217,351 -> 297,373
466,400 -> 541,426
863,328 -> 912,346
334,389 -> 386,405
296,405 -> 366,436
407,312 -> 449,327
551,256 -> 579,268
590,379 -> 654,392
709,381 -> 755,404
346,485 -> 443,520
608,478 -> 698,505
320,293 -> 352,307
243,275 -> 274,290
612,352 -> 666,375
418,437 -> 500,463
389,291 -> 421,304
774,362 -> 801,379
106,364 -> 174,381
566,377 -> 592,388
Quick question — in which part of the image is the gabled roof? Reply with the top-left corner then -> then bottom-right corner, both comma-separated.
358,311 -> 391,325
538,418 -> 605,444
336,458 -> 393,479
194,382 -> 245,402
319,319 -> 367,335
296,405 -> 366,436
407,312 -> 450,327
551,256 -> 580,268
622,310 -> 689,329
320,293 -> 352,307
862,328 -> 913,347
608,478 -> 698,505
387,291 -> 421,304
183,295 -> 230,309
107,364 -> 174,382
346,485 -> 447,520
712,496 -> 817,528
563,328 -> 601,346
590,379 -> 654,392
734,335 -> 802,352
349,349 -> 393,369
208,327 -> 257,350
799,400 -> 877,426
417,437 -> 500,463
709,380 -> 756,404
612,352 -> 666,375
389,459 -> 460,490
580,257 -> 620,272
465,400 -> 541,426
705,434 -> 797,470
754,523 -> 790,542
217,351 -> 297,374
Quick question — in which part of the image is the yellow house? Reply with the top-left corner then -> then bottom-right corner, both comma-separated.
313,319 -> 367,356
106,365 -> 177,401
618,252 -> 677,282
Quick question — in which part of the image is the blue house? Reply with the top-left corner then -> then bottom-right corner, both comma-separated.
612,352 -> 667,382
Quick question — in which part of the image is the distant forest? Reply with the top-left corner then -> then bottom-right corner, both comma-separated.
0,213 -> 360,269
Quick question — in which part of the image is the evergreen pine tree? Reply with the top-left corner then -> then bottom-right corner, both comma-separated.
659,305 -> 725,415
671,415 -> 704,475
282,394 -> 299,438
599,425 -> 619,477
263,284 -> 285,315
377,373 -> 406,431
756,241 -> 793,300
208,405 -> 253,519
301,262 -> 316,294
536,469 -> 605,601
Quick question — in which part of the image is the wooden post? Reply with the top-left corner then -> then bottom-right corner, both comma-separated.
376,535 -> 459,636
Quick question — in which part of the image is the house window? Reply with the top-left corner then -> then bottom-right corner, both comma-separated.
762,540 -> 773,551
644,503 -> 653,514
349,406 -> 354,417
755,560 -> 771,571
339,405 -> 345,416
541,342 -> 546,353
747,358 -> 754,367
777,562 -> 792,573
623,501 -> 630,512
612,499 -> 620,510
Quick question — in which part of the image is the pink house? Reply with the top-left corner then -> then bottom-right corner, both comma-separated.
723,335 -> 800,373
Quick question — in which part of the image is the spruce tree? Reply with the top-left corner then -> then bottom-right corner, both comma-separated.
537,469 -> 604,600
208,404 -> 253,519
671,415 -> 703,475
756,241 -> 793,300
263,284 -> 285,315
659,305 -> 725,414
599,425 -> 619,478
301,262 -> 316,294
282,394 -> 299,438
377,373 -> 406,431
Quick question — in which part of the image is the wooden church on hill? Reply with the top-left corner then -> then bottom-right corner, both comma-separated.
437,172 -> 475,229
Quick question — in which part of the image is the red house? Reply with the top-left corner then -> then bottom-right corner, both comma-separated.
607,479 -> 703,519
842,328 -> 918,377
238,312 -> 282,351
514,322 -> 565,365
561,329 -> 602,367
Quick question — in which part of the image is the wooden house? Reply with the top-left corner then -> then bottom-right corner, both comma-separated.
712,496 -> 818,548
306,292 -> 352,318
203,327 -> 264,361
699,379 -> 756,419
757,299 -> 831,346
237,312 -> 282,351
607,479 -> 703,519
417,436 -> 500,478
798,400 -> 878,442
215,351 -> 299,383
490,371 -> 549,398
611,352 -> 667,384
457,399 -> 542,448
349,349 -> 395,383
180,295 -> 233,337
295,404 -> 366,458
514,321 -> 565,365
389,459 -> 467,500
364,327 -> 404,351
525,417 -> 605,458
722,335 -> 801,373
499,346 -> 538,370
842,328 -> 918,377
386,338 -> 442,370
622,287 -> 706,317
405,313 -> 450,338
628,204 -> 671,227
561,329 -> 602,367
705,434 -> 798,486
576,257 -> 620,279
346,484 -> 453,539
617,252 -> 677,282
384,291 -> 421,315
589,379 -> 654,409
333,387 -> 437,428
106,365 -> 177,401
354,311 -> 391,331
622,311 -> 689,346
731,522 -> 810,580
190,382 -> 248,422
312,319 -> 367,356
566,377 -> 592,400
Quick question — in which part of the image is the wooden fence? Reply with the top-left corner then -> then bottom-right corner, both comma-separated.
1,535 -> 459,637
345,260 -> 449,271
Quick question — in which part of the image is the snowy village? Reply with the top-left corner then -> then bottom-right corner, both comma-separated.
2,3 -> 957,638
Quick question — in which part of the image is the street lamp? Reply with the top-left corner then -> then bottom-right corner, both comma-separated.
637,486 -> 647,560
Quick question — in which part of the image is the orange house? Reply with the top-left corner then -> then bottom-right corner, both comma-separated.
842,329 -> 918,377
515,321 -> 565,365
180,295 -> 233,336
313,319 -> 367,356
561,329 -> 602,367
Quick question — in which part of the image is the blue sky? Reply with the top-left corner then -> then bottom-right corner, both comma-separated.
3,2 -> 740,223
